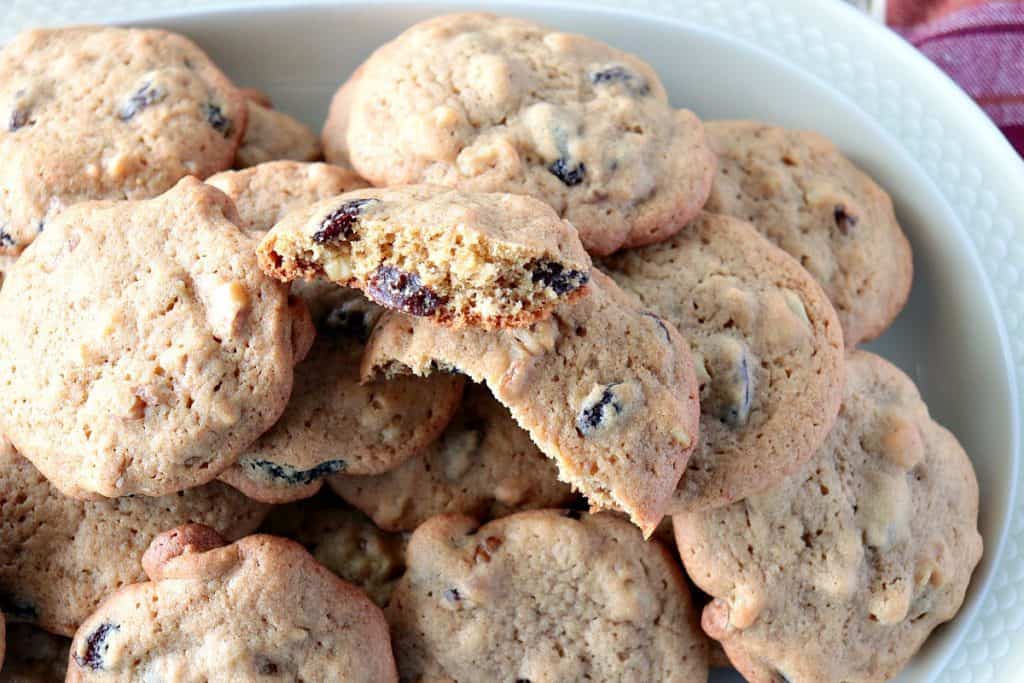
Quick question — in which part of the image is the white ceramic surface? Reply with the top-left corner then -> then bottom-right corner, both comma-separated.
2,2 -> 1022,682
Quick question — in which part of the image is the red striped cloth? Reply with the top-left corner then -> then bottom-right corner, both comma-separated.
888,0 -> 1024,155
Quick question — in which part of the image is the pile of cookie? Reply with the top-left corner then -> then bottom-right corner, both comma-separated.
0,13 -> 982,683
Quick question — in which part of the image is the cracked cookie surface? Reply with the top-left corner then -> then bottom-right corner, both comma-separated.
704,121 -> 913,346
387,510 -> 707,682
327,12 -> 715,256
259,184 -> 592,328
329,382 -> 575,531
0,26 -> 246,255
674,351 -> 982,683
0,178 -> 310,498
602,212 -> 845,511
67,525 -> 397,682
0,437 -> 269,637
361,271 -> 699,536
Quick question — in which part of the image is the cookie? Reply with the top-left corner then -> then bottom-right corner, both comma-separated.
704,121 -> 913,346
67,525 -> 398,682
0,253 -> 14,291
321,64 -> 364,170
258,184 -> 593,328
0,26 -> 246,255
387,510 -> 707,681
602,212 -> 845,511
0,177 -> 312,498
207,160 -> 368,236
0,437 -> 269,637
329,13 -> 715,256
329,382 -> 576,531
238,87 -> 273,108
235,100 -> 322,169
218,285 -> 465,503
1,624 -> 71,682
261,496 -> 407,607
674,351 -> 983,683
362,270 -> 700,536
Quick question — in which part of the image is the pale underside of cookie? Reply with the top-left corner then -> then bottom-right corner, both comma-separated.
332,13 -> 715,256
329,382 -> 576,531
234,100 -> 322,169
259,184 -> 592,328
0,26 -> 247,255
0,438 -> 269,637
388,510 -> 707,681
206,160 -> 369,237
218,285 -> 465,504
0,178 -> 308,498
361,271 -> 699,537
2,623 -> 70,681
67,526 -> 398,682
673,351 -> 982,683
704,120 -> 913,346
260,496 -> 407,608
602,212 -> 845,512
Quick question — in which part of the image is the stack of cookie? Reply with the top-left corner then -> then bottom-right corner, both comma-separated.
0,13 -> 981,683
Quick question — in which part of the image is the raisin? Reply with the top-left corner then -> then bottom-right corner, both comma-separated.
312,198 -> 378,244
0,593 -> 37,620
833,205 -> 858,234
324,306 -> 368,341
718,353 -> 752,428
118,82 -> 166,121
548,158 -> 586,186
243,458 -> 346,486
590,64 -> 651,96
9,107 -> 30,131
0,228 -> 15,249
576,384 -> 623,436
254,655 -> 279,675
531,261 -> 589,295
203,103 -> 233,137
642,312 -> 671,342
563,508 -> 583,520
443,588 -> 461,603
74,622 -> 119,671
367,265 -> 444,317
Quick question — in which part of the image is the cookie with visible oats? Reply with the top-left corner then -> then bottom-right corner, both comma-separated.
329,383 -> 575,531
0,26 -> 246,255
387,510 -> 707,681
674,351 -> 982,683
602,212 -> 845,511
258,184 -> 592,328
329,12 -> 715,256
66,525 -> 397,682
704,121 -> 913,346
361,271 -> 699,536
0,437 -> 269,637
0,178 -> 312,498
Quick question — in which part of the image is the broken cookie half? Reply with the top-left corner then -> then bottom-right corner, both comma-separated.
257,185 -> 592,329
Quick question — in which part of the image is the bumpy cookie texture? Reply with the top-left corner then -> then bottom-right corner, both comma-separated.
331,13 -> 715,256
362,271 -> 700,536
1,624 -> 71,681
207,160 -> 369,236
674,351 -> 983,683
705,121 -> 913,346
261,497 -> 407,607
0,178 -> 310,498
235,100 -> 322,169
219,284 -> 465,503
259,184 -> 592,328
67,525 -> 398,682
603,212 -> 845,511
0,437 -> 269,637
0,26 -> 246,255
388,510 -> 707,681
330,383 -> 576,531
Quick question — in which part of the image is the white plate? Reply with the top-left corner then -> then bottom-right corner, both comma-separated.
4,2 -> 1022,681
